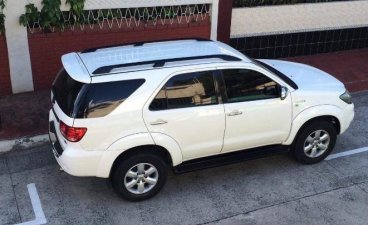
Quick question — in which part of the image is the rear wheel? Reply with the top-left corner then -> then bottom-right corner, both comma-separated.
293,120 -> 337,164
112,153 -> 168,201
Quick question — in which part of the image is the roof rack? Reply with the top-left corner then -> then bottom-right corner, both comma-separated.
92,54 -> 242,75
81,38 -> 212,53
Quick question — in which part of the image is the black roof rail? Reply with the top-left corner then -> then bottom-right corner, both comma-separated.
92,54 -> 242,75
81,38 -> 212,53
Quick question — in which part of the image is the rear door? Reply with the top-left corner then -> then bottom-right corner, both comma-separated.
219,68 -> 292,153
143,69 -> 226,160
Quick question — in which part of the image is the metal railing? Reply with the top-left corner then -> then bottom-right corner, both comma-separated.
26,4 -> 210,33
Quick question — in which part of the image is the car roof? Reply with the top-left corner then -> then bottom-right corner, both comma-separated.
61,39 -> 251,83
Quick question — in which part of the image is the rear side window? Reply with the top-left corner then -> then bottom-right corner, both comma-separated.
77,79 -> 145,118
149,71 -> 217,111
52,69 -> 85,117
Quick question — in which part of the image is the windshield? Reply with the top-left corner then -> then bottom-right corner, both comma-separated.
252,59 -> 298,90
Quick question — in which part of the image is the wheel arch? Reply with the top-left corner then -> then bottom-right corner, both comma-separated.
293,115 -> 340,143
284,105 -> 342,145
108,145 -> 173,178
95,132 -> 182,178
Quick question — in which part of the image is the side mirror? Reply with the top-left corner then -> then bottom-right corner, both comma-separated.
280,86 -> 288,100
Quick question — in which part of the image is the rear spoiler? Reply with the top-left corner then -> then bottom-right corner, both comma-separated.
61,53 -> 91,83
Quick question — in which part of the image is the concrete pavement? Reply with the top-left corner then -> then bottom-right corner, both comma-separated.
0,92 -> 367,225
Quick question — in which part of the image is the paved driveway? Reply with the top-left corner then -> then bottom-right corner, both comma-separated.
0,92 -> 367,225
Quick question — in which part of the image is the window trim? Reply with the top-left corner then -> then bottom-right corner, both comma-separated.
253,59 -> 298,90
148,69 -> 220,111
218,68 -> 282,104
216,64 -> 295,92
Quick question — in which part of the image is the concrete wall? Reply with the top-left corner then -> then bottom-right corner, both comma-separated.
3,0 -> 368,95
29,20 -> 210,90
231,1 -> 368,38
2,0 -> 219,95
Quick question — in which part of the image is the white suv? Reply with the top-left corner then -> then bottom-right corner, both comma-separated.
49,39 -> 354,201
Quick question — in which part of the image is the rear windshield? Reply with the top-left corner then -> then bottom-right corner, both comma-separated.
52,68 -> 145,118
52,69 -> 85,117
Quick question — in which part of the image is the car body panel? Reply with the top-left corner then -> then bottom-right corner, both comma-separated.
48,40 -> 355,178
260,59 -> 345,91
78,40 -> 250,76
141,67 -> 226,161
283,103 -> 352,145
222,95 -> 293,153
61,53 -> 91,83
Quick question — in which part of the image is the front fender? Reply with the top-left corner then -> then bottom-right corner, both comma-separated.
283,104 -> 343,145
95,132 -> 183,178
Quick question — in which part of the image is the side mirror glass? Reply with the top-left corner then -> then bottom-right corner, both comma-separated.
280,86 -> 288,100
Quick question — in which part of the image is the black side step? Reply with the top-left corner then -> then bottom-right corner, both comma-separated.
173,145 -> 289,174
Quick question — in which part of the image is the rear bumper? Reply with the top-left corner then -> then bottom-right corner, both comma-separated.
49,109 -> 104,177
51,143 -> 104,177
339,103 -> 354,134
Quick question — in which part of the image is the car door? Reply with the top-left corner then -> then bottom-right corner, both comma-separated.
219,67 -> 292,153
143,69 -> 226,160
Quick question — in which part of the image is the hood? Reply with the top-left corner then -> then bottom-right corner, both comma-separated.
259,59 -> 345,91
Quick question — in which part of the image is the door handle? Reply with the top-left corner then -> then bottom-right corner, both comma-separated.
150,119 -> 168,125
227,110 -> 243,116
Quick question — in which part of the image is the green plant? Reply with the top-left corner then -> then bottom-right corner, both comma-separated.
18,1 -> 204,32
40,0 -> 62,28
66,0 -> 85,23
19,4 -> 40,27
0,0 -> 5,10
19,0 -> 86,31
0,0 -> 6,34
0,14 -> 4,33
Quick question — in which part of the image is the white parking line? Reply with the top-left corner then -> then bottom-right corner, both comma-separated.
325,146 -> 368,160
15,183 -> 47,225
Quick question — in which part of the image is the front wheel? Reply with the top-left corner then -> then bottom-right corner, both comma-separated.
293,120 -> 337,164
111,153 -> 168,201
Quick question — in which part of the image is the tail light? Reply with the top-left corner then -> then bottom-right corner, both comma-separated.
59,121 -> 87,142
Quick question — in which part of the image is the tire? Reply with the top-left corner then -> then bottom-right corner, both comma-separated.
292,120 -> 337,164
111,153 -> 168,201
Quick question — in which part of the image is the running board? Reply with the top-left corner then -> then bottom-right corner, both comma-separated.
173,145 -> 289,174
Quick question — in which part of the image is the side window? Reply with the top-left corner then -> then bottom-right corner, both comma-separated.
222,69 -> 279,103
77,79 -> 145,118
150,71 -> 217,110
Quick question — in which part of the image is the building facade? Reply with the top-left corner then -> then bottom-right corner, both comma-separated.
0,0 -> 367,96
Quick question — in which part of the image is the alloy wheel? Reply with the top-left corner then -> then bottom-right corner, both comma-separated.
303,129 -> 330,158
124,163 -> 159,194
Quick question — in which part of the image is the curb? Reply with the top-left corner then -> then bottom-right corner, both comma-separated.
0,134 -> 49,154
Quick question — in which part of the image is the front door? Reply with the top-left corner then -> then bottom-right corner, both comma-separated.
143,70 -> 226,160
220,68 -> 292,153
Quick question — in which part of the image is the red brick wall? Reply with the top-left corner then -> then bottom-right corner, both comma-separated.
28,21 -> 211,90
0,35 -> 11,96
217,0 -> 233,44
